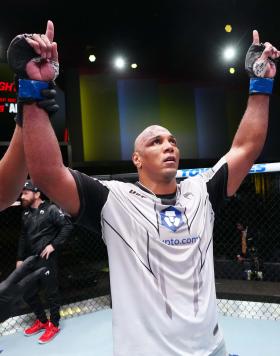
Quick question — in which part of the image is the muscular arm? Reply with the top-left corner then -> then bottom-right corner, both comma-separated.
8,21 -> 80,217
0,126 -> 27,211
23,104 -> 80,216
224,30 -> 279,197
225,94 -> 269,196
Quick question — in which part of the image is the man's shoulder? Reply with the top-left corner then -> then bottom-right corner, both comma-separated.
41,200 -> 52,209
100,179 -> 134,191
179,175 -> 205,187
46,202 -> 63,213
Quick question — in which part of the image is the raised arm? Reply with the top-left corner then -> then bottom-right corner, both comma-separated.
0,126 -> 27,211
7,20 -> 80,216
225,30 -> 280,196
23,104 -> 80,216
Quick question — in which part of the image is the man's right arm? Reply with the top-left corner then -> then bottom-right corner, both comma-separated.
23,103 -> 80,217
7,20 -> 80,217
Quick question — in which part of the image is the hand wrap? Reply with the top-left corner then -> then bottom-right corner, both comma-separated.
245,43 -> 275,95
15,80 -> 59,126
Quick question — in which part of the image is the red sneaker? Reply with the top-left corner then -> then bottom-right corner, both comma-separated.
24,319 -> 48,336
38,321 -> 60,344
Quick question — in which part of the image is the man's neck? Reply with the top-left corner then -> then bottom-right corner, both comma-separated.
137,178 -> 177,195
31,199 -> 43,209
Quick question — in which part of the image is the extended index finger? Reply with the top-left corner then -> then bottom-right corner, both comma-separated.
45,20 -> 54,42
252,30 -> 260,45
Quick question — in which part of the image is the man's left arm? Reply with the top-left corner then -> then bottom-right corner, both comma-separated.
225,30 -> 280,196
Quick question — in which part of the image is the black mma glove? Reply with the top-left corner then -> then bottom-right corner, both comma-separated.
7,33 -> 59,126
245,42 -> 276,95
7,34 -> 38,79
0,256 -> 48,323
7,34 -> 59,80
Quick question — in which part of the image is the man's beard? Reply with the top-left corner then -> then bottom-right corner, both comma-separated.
21,198 -> 34,208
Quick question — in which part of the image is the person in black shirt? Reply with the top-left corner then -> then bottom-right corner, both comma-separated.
16,180 -> 73,344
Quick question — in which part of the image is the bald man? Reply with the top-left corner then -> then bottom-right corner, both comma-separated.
8,20 -> 280,356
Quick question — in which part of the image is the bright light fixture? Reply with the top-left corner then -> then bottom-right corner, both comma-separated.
88,54 -> 96,62
223,46 -> 236,61
114,57 -> 125,69
225,24 -> 232,33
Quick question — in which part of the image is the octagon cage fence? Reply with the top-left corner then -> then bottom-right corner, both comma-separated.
1,162 -> 280,335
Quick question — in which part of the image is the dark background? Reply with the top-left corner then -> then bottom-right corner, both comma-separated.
0,0 -> 278,84
0,0 -> 280,174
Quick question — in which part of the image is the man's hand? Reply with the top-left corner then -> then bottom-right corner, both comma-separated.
0,256 -> 48,323
40,244 -> 55,259
245,30 -> 280,78
25,21 -> 58,81
7,20 -> 59,81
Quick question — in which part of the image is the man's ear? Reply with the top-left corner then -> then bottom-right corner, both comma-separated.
132,151 -> 142,169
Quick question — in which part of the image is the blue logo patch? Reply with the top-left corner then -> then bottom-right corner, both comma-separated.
160,206 -> 184,232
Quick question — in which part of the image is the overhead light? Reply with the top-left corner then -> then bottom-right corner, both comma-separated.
114,57 -> 126,69
225,24 -> 232,33
88,54 -> 96,62
229,67 -> 235,74
131,63 -> 138,69
223,46 -> 236,61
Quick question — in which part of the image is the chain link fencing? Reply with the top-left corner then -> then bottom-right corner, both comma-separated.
0,204 -> 111,336
214,170 -> 280,320
1,170 -> 280,335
